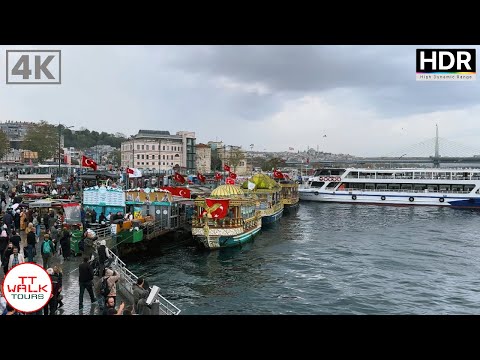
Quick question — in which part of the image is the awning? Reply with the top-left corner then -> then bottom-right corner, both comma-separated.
33,183 -> 49,186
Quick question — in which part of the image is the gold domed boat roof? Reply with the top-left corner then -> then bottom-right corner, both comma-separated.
211,184 -> 245,197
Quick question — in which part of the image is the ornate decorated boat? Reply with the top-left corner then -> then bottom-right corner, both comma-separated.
191,184 -> 261,249
242,174 -> 284,226
279,179 -> 300,215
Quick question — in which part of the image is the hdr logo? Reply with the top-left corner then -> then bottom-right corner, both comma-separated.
416,49 -> 476,81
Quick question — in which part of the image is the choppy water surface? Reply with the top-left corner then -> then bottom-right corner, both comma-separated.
128,202 -> 480,314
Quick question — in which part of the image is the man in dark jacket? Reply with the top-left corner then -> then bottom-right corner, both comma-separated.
78,257 -> 96,309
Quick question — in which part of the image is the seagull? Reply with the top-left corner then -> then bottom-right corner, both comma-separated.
323,134 -> 327,137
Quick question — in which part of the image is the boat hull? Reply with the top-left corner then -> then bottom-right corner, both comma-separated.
299,189 -> 480,208
283,202 -> 299,215
261,207 -> 284,226
192,222 -> 262,249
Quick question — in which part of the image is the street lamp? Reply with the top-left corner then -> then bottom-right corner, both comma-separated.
58,123 -> 74,177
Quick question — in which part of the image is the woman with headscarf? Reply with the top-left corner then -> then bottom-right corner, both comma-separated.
59,227 -> 71,261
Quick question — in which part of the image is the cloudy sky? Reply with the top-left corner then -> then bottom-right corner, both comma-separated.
1,45 -> 479,157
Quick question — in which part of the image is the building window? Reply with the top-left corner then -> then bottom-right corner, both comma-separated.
175,154 -> 179,158
137,162 -> 140,165
163,155 -> 165,160
146,145 -> 149,150
163,146 -> 165,150
142,162 -> 144,165
152,145 -> 155,151
152,155 -> 155,159
163,162 -> 165,165
141,155 -> 144,159
137,145 -> 140,150
146,162 -> 149,165
240,161 -> 244,166
146,155 -> 149,159
137,154 -> 140,159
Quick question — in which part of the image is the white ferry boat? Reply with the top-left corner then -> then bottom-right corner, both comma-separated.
299,167 -> 480,208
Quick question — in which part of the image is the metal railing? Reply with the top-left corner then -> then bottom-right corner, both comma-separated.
333,187 -> 473,194
106,247 -> 181,315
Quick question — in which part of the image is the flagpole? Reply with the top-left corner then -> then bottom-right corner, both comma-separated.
79,151 -> 83,203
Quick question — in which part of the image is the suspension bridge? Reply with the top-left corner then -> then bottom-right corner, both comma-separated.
312,125 -> 480,167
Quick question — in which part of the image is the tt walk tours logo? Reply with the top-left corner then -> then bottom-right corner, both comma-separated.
416,49 -> 476,81
2,263 -> 53,313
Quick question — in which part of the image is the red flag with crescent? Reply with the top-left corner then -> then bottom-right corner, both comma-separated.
225,177 -> 235,185
214,172 -> 222,181
273,169 -> 284,179
161,186 -> 190,198
81,155 -> 97,171
197,172 -> 206,183
201,198 -> 230,219
174,172 -> 185,184
224,164 -> 231,172
126,167 -> 134,174
228,172 -> 237,179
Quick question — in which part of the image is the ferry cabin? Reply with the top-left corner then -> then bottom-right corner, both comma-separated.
299,168 -> 480,208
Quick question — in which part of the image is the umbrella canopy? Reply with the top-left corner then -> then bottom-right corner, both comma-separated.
33,183 -> 49,187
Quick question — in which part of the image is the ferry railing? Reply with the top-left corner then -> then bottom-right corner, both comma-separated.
106,247 -> 181,315
335,187 -> 473,194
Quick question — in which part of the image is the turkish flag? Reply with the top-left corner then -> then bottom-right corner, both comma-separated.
214,172 -> 222,181
161,186 -> 190,198
201,198 -> 229,219
273,169 -> 284,179
126,167 -> 134,174
197,172 -> 206,183
174,172 -> 185,184
81,155 -> 97,171
224,164 -> 231,172
229,172 -> 237,179
225,177 -> 235,185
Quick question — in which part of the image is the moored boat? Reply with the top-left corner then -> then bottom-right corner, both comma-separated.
191,184 -> 261,249
279,180 -> 299,215
242,174 -> 284,226
299,167 -> 480,208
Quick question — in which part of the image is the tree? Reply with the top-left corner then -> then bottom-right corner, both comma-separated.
23,121 -> 58,162
108,149 -> 121,167
229,148 -> 246,172
262,157 -> 285,171
210,148 -> 222,171
0,131 -> 9,160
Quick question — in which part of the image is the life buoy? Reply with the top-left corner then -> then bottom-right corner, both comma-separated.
336,177 -> 341,181
381,196 -> 386,201
439,198 -> 445,203
352,195 -> 357,200
314,191 -> 319,196
319,177 -> 324,181
409,197 -> 414,202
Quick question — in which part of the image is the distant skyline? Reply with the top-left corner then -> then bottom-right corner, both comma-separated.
1,45 -> 480,157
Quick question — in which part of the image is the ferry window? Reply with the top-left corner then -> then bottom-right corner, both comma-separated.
439,185 -> 450,191
376,184 -> 387,190
388,184 -> 400,190
352,183 -> 364,189
310,181 -> 324,187
464,185 -> 475,192
365,184 -> 375,190
425,172 -> 433,179
427,185 -> 438,191
401,184 -> 412,190
451,185 -> 463,192
472,173 -> 480,180
414,185 -> 426,191
326,182 -> 338,189
349,172 -> 359,178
